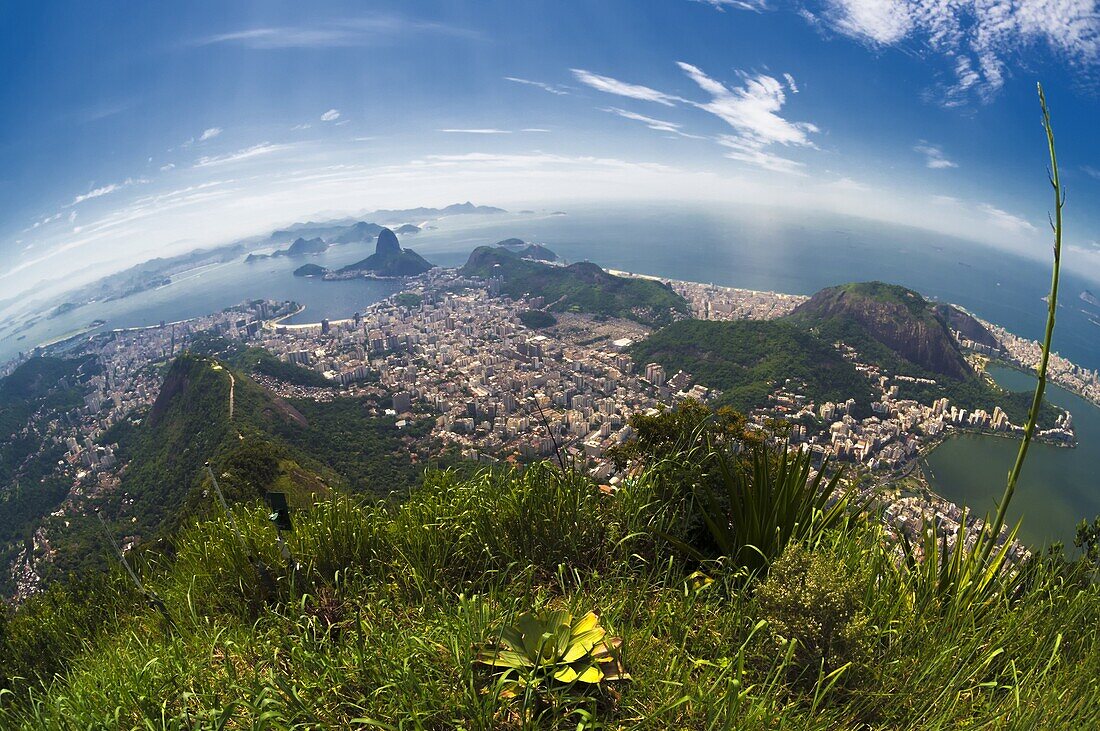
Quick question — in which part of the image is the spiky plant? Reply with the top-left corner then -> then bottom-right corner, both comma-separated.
662,442 -> 852,574
475,609 -> 628,696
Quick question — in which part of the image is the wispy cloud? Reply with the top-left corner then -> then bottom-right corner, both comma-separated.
320,109 -> 341,122
805,0 -> 1100,104
602,107 -> 706,139
571,68 -> 683,106
1083,165 -> 1100,180
604,107 -> 683,133
980,203 -> 1035,233
678,62 -> 817,173
914,141 -> 957,169
521,128 -> 551,133
196,15 -> 479,49
199,127 -> 222,141
504,76 -> 569,95
194,143 -> 292,167
573,63 -> 815,172
292,123 -> 312,130
160,163 -> 176,172
70,177 -> 148,206
438,128 -> 512,134
692,0 -> 769,11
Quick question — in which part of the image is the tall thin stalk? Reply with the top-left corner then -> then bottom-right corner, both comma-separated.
980,82 -> 1064,564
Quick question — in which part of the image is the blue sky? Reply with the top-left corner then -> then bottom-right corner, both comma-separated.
2,0 -> 1099,300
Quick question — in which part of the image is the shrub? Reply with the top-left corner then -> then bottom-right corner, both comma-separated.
754,543 -> 871,687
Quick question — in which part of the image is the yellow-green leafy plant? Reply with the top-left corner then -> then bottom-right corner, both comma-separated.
476,609 -> 628,695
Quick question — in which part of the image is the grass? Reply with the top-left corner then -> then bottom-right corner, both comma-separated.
0,461 -> 1098,729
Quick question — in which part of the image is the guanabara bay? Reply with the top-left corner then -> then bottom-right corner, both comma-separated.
3,3 -> 1100,728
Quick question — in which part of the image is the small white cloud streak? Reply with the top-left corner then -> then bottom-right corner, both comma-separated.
194,143 -> 293,167
692,0 -> 769,10
195,16 -> 480,49
199,127 -> 222,141
571,68 -> 683,106
320,109 -> 341,122
914,141 -> 958,169
438,128 -> 513,134
69,177 -> 149,206
504,76 -> 569,95
980,203 -> 1036,232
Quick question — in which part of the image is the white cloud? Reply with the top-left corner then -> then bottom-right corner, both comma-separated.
692,0 -> 769,10
602,107 -> 707,139
678,62 -> 817,172
199,127 -> 222,141
504,76 -> 569,95
196,16 -> 479,49
828,176 -> 870,191
160,163 -> 176,172
574,63 -> 815,171
914,141 -> 958,169
438,128 -> 512,134
521,128 -> 551,133
69,177 -> 149,206
1083,165 -> 1100,180
292,123 -> 312,130
320,109 -> 341,122
782,73 -> 799,93
194,143 -> 292,167
604,107 -> 683,133
72,184 -> 119,205
980,203 -> 1036,232
571,68 -> 683,106
806,0 -> 1100,103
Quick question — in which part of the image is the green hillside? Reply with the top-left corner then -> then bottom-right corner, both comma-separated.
80,354 -> 427,563
628,319 -> 875,415
462,246 -> 689,326
786,282 -> 973,379
0,357 -> 97,594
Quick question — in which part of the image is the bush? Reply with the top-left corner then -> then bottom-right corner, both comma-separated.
754,543 -> 872,688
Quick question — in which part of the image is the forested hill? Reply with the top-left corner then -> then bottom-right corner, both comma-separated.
84,353 -> 427,576
628,319 -> 875,415
461,245 -> 689,326
786,282 -> 973,380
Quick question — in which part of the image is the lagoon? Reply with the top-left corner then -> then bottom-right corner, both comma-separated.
925,364 -> 1100,549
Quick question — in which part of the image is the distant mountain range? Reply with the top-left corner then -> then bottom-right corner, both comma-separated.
366,201 -> 506,221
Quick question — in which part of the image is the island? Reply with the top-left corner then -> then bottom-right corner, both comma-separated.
293,264 -> 327,278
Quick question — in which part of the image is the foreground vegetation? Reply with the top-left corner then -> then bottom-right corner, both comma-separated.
1,453 -> 1098,729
